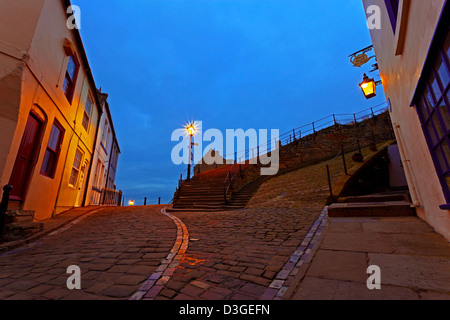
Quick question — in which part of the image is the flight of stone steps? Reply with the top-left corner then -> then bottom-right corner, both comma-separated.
170,110 -> 395,211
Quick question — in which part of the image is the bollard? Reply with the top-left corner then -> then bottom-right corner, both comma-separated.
0,185 -> 13,236
144,197 -> 147,206
158,197 -> 161,205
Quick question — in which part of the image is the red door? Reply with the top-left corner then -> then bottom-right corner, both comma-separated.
9,113 -> 43,201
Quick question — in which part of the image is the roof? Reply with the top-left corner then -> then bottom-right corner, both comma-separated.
62,0 -> 102,116
62,0 -> 120,153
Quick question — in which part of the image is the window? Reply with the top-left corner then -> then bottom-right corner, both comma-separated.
384,0 -> 400,34
82,95 -> 93,131
69,148 -> 83,187
414,30 -> 450,207
94,159 -> 102,188
62,54 -> 79,103
101,120 -> 109,154
41,120 -> 65,178
106,127 -> 111,151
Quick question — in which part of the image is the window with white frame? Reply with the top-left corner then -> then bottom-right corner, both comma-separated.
69,148 -> 84,187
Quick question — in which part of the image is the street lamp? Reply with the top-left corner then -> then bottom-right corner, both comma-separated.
359,73 -> 377,99
184,122 -> 198,181
128,200 -> 135,206
185,123 -> 196,136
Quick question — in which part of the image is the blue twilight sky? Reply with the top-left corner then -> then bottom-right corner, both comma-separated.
71,0 -> 387,205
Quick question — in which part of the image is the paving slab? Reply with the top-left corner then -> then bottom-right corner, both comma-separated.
288,215 -> 450,300
368,253 -> 450,293
320,232 -> 395,253
292,276 -> 420,300
304,249 -> 368,283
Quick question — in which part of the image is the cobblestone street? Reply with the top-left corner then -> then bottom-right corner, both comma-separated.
1,202 -> 449,301
0,203 -> 325,300
0,206 -> 177,300
160,207 -> 322,300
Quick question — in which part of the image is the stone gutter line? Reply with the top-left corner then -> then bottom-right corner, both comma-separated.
129,206 -> 189,300
260,206 -> 329,300
0,207 -> 103,255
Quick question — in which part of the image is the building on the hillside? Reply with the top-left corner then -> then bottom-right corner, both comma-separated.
0,0 -> 121,220
193,149 -> 228,175
85,90 -> 121,206
362,0 -> 449,240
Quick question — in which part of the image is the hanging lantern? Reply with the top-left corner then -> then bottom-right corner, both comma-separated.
359,73 -> 377,99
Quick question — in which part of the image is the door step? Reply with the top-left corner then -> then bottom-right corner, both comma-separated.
338,193 -> 410,203
5,210 -> 35,224
328,201 -> 416,218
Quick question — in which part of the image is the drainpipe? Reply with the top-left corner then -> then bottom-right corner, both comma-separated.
393,123 -> 420,207
105,138 -> 117,190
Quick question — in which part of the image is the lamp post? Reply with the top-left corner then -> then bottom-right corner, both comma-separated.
184,122 -> 197,181
359,73 -> 377,99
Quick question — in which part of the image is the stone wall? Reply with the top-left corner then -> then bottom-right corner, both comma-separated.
278,110 -> 395,173
232,111 -> 395,192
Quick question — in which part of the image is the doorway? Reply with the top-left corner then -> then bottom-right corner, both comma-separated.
9,112 -> 44,201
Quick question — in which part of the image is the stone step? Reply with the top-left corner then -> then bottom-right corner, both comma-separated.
6,200 -> 21,211
1,221 -> 44,242
5,210 -> 35,224
338,193 -> 410,203
174,202 -> 226,206
167,205 -> 244,212
180,188 -> 225,192
183,182 -> 226,187
181,184 -> 226,188
167,208 -> 225,212
177,196 -> 225,200
230,202 -> 248,206
178,191 -> 225,196
181,188 -> 225,192
231,195 -> 253,200
328,201 -> 416,218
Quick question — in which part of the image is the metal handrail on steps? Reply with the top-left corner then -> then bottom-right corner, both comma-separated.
325,128 -> 395,204
223,162 -> 243,205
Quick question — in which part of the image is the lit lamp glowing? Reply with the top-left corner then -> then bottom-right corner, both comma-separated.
184,122 -> 198,181
359,73 -> 377,99
185,123 -> 196,136
128,200 -> 135,206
